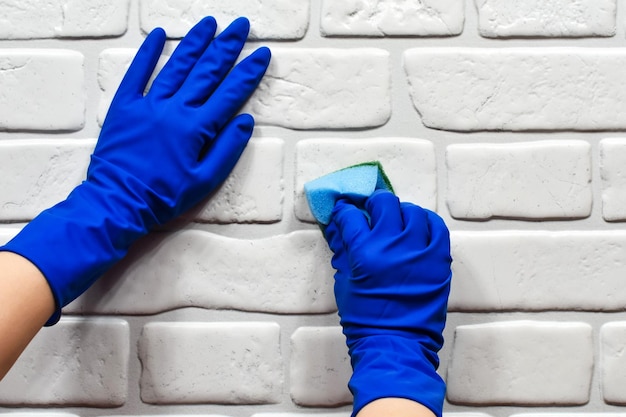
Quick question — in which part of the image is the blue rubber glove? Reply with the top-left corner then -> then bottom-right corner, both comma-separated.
0,16 -> 271,325
324,190 -> 451,417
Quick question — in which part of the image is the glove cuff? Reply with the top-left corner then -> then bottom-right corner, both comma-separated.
0,174 -> 158,325
347,335 -> 446,417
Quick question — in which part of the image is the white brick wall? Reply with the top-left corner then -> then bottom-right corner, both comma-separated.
0,318 -> 129,406
0,0 -> 129,39
447,141 -> 592,219
404,48 -> 626,131
447,321 -> 593,405
321,0 -> 465,37
450,231 -> 626,311
0,50 -> 85,131
245,48 -> 392,129
3,1 -> 626,417
139,0 -> 309,40
475,0 -> 616,38
138,322 -> 282,404
290,327 -> 352,406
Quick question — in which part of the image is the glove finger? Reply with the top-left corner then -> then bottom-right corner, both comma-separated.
148,16 -> 217,99
324,212 -> 345,255
331,199 -> 371,249
400,202 -> 430,249
198,46 -> 271,137
324,220 -> 351,272
179,17 -> 251,105
365,189 -> 403,235
116,27 -> 166,98
195,113 -> 254,188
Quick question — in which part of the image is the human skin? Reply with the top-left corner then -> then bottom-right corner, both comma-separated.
0,251 -> 54,379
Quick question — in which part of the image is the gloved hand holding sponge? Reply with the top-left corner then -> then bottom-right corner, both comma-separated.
305,162 -> 452,417
0,17 -> 271,325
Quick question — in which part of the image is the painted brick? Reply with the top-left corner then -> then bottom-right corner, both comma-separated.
139,0 -> 309,40
446,141 -> 591,220
446,321 -> 593,405
601,322 -> 626,404
187,137 -> 284,223
244,48 -> 391,129
445,415 -> 494,417
321,0 -> 464,36
600,138 -> 626,221
0,413 -> 80,417
138,321 -> 282,404
295,138 -> 437,222
0,139 -> 93,221
0,0 -> 129,39
0,318 -> 129,406
100,48 -> 391,130
0,50 -> 84,131
66,230 -> 335,315
445,414 -> 494,417
404,48 -> 626,131
97,48 -> 131,126
475,0 -> 616,37
450,231 -> 626,311
290,327 -> 352,406
252,414 -> 349,417
509,415 -> 626,417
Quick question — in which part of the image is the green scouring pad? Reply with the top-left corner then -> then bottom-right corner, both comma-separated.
304,161 -> 394,225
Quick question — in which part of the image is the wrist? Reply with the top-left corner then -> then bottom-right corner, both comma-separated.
347,335 -> 445,417
1,176 -> 156,325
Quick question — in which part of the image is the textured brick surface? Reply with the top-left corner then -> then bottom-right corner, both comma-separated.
245,48 -> 391,129
138,321 -> 282,404
66,230 -> 335,314
321,0 -> 464,36
0,50 -> 84,131
601,322 -> 626,404
0,318 -> 129,406
450,231 -> 626,311
295,138 -> 437,222
251,412 -> 350,417
508,415 -> 626,417
444,414 -> 494,417
404,48 -> 626,131
290,327 -> 351,406
189,137 -> 285,223
447,141 -> 592,220
0,414 -> 80,417
139,0 -> 309,39
601,138 -> 626,221
447,321 -> 593,405
0,0 -> 129,39
445,414 -> 494,417
0,139 -> 93,221
101,48 -> 391,130
475,0 -> 616,37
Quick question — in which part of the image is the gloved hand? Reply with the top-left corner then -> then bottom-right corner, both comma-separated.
324,190 -> 452,417
0,16 -> 271,325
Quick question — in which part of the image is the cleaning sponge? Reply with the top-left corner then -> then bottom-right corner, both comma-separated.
304,161 -> 394,225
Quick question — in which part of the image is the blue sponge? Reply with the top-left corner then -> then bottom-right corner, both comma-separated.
304,162 -> 394,225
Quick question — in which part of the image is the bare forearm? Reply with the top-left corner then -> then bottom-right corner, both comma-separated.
357,398 -> 436,417
0,251 -> 54,380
